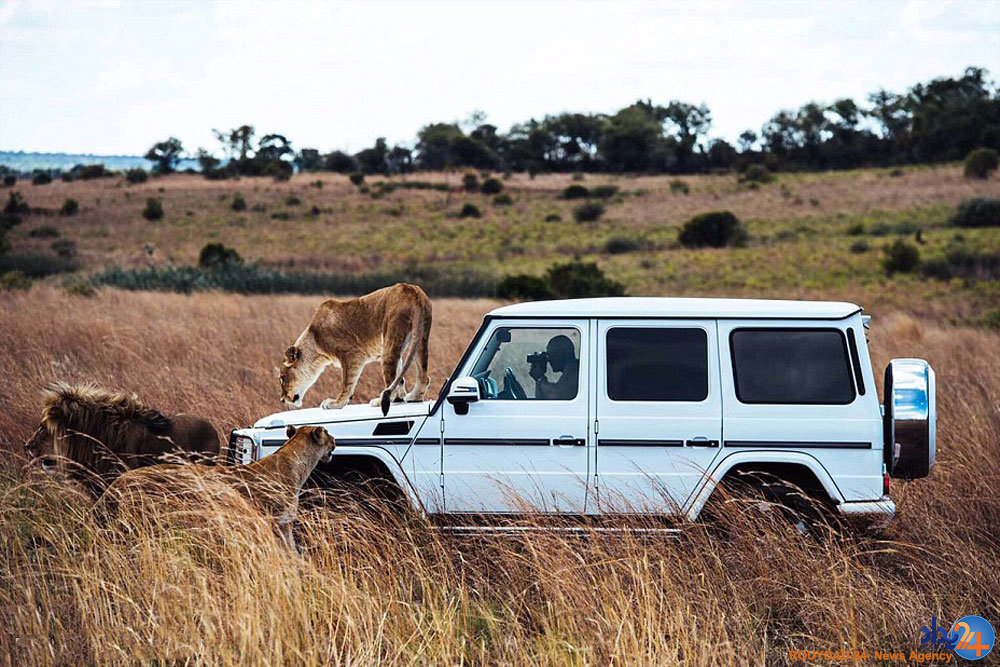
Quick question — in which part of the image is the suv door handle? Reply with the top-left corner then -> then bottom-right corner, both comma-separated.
552,436 -> 585,447
686,437 -> 719,448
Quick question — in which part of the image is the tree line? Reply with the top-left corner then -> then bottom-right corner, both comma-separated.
145,67 -> 997,178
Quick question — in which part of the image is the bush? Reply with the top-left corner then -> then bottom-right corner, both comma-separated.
0,251 -> 77,276
573,202 -> 605,222
849,240 -> 869,254
60,172 -> 74,182
59,198 -> 79,216
28,225 -> 59,238
459,203 -> 482,218
981,308 -> 1000,330
31,172 -> 52,185
51,239 -> 76,259
882,239 -> 920,275
125,168 -> 148,184
76,164 -> 106,180
64,279 -> 96,297
0,270 -> 31,291
590,185 -> 619,199
495,274 -> 554,301
231,194 -> 247,211
480,177 -> 503,195
349,172 -> 365,186
572,172 -> 584,181
604,236 -> 651,254
949,198 -> 1000,228
543,213 -> 561,222
740,164 -> 775,184
546,260 -> 625,298
921,247 -> 1000,281
285,195 -> 301,206
142,198 -> 164,221
845,222 -> 865,236
198,243 -> 243,270
4,191 -> 29,215
678,211 -> 748,248
669,179 -> 690,195
462,173 -> 479,192
964,148 -> 999,179
562,184 -> 589,199
492,194 -> 513,206
2,175 -> 15,187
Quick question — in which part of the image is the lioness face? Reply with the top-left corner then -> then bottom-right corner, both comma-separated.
280,344 -> 319,408
285,424 -> 336,463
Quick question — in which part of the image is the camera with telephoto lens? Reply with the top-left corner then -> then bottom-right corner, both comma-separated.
526,351 -> 549,367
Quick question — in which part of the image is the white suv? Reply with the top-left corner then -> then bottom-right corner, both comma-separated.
230,298 -> 935,527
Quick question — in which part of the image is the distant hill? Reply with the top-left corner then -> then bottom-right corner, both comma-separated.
0,150 -> 200,173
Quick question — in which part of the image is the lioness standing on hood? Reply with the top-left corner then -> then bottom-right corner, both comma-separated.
279,283 -> 432,415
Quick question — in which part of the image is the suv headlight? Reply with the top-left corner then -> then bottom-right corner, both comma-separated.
231,434 -> 258,464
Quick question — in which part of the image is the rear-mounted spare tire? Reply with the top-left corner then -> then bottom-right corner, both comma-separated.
883,358 -> 936,479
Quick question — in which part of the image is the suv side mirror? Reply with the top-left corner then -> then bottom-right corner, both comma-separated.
447,377 -> 480,415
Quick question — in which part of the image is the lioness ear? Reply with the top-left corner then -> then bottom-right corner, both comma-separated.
310,427 -> 327,445
286,424 -> 297,438
284,345 -> 301,365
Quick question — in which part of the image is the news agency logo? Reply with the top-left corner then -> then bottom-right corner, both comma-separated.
920,615 -> 994,660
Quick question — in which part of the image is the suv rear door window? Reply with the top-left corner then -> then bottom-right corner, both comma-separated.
730,328 -> 855,404
606,327 -> 708,401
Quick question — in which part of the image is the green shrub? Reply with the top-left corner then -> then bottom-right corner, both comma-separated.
60,172 -> 74,183
459,203 -> 482,218
740,164 -> 775,184
0,270 -> 31,291
869,222 -> 891,236
981,308 -> 1000,330
846,222 -> 865,236
562,184 -> 589,199
270,211 -> 291,220
573,201 -> 605,222
882,239 -> 920,275
142,198 -> 164,221
669,179 -> 690,195
849,240 -> 869,254
349,172 -> 365,186
76,164 -> 107,180
198,242 -> 243,270
921,247 -> 1000,281
678,211 -> 748,248
544,213 -> 561,222
546,260 -> 625,298
0,251 -> 76,276
571,172 -> 584,181
590,184 -> 619,199
964,148 -> 999,179
480,177 -> 503,195
231,193 -> 247,211
285,195 -> 301,206
2,175 -> 15,187
51,239 -> 76,259
311,180 -> 323,189
604,236 -> 651,254
495,274 -> 554,301
462,172 -> 479,192
949,198 -> 1000,228
31,172 -> 52,186
493,194 -> 513,206
4,191 -> 29,215
28,225 -> 59,238
125,168 -> 148,184
59,198 -> 79,216
64,279 -> 96,297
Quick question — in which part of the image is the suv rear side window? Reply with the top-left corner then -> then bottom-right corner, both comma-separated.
607,327 -> 708,401
730,328 -> 855,404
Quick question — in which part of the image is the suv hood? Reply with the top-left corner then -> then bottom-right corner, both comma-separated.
252,401 -> 433,428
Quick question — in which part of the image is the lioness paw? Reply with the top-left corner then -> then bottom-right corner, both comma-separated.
320,398 -> 343,410
369,397 -> 381,407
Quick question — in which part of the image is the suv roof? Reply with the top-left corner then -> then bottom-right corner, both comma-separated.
489,297 -> 861,320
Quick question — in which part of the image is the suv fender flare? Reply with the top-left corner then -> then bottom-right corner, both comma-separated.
330,446 -> 427,516
684,451 -> 845,521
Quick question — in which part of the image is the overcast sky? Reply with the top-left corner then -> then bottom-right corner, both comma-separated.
1,0 -> 998,156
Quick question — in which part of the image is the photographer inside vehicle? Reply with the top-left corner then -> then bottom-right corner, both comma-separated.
528,334 -> 579,400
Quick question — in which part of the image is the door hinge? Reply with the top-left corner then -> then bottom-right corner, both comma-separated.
439,473 -> 444,488
439,418 -> 445,433
594,419 -> 599,434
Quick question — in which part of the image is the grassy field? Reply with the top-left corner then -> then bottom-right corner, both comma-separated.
1,288 -> 999,665
5,164 -> 999,314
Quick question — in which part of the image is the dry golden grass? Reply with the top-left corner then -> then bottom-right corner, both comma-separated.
1,288 -> 998,665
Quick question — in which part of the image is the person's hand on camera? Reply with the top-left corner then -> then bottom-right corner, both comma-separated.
528,356 -> 548,381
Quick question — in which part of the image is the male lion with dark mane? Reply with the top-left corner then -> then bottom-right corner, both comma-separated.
24,382 -> 221,497
279,283 -> 432,415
